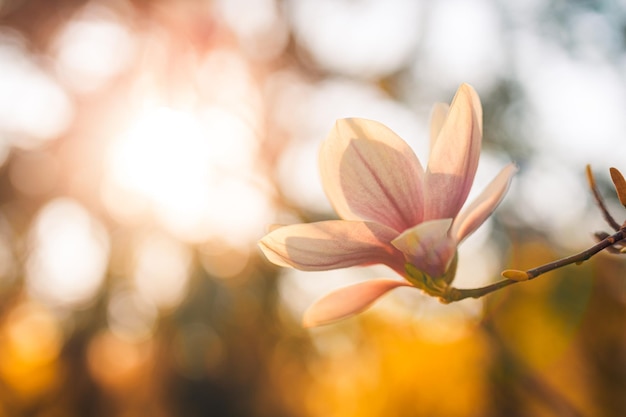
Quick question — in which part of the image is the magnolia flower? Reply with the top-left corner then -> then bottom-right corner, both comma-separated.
259,84 -> 516,327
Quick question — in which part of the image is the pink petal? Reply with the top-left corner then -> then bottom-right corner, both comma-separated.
391,218 -> 457,279
452,163 -> 517,243
258,220 -> 406,274
429,102 -> 450,152
302,279 -> 412,327
267,224 -> 284,232
424,84 -> 483,220
320,118 -> 425,232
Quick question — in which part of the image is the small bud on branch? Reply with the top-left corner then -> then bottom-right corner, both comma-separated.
609,167 -> 626,208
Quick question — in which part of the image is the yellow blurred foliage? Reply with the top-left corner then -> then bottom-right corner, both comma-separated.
305,315 -> 489,417
492,238 -> 592,370
0,302 -> 62,400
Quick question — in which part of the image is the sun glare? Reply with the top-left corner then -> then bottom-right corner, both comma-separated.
108,106 -> 211,205
103,105 -> 271,245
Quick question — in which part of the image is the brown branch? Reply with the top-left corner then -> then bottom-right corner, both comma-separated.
447,228 -> 626,302
518,228 -> 626,280
445,165 -> 626,303
586,165 -> 621,231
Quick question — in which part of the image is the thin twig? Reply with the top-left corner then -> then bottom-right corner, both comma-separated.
521,228 -> 626,279
447,228 -> 626,302
586,164 -> 621,231
594,232 -> 624,253
446,165 -> 626,303
446,279 -> 516,301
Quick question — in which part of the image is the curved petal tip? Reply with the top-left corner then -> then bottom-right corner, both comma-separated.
452,162 -> 517,243
302,279 -> 412,327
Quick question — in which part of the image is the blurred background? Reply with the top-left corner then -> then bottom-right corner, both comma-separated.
0,0 -> 624,415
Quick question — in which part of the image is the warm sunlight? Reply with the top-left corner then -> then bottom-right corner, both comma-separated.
7,2 -> 626,416
102,104 -> 272,245
102,106 -> 212,239
107,106 -> 211,210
